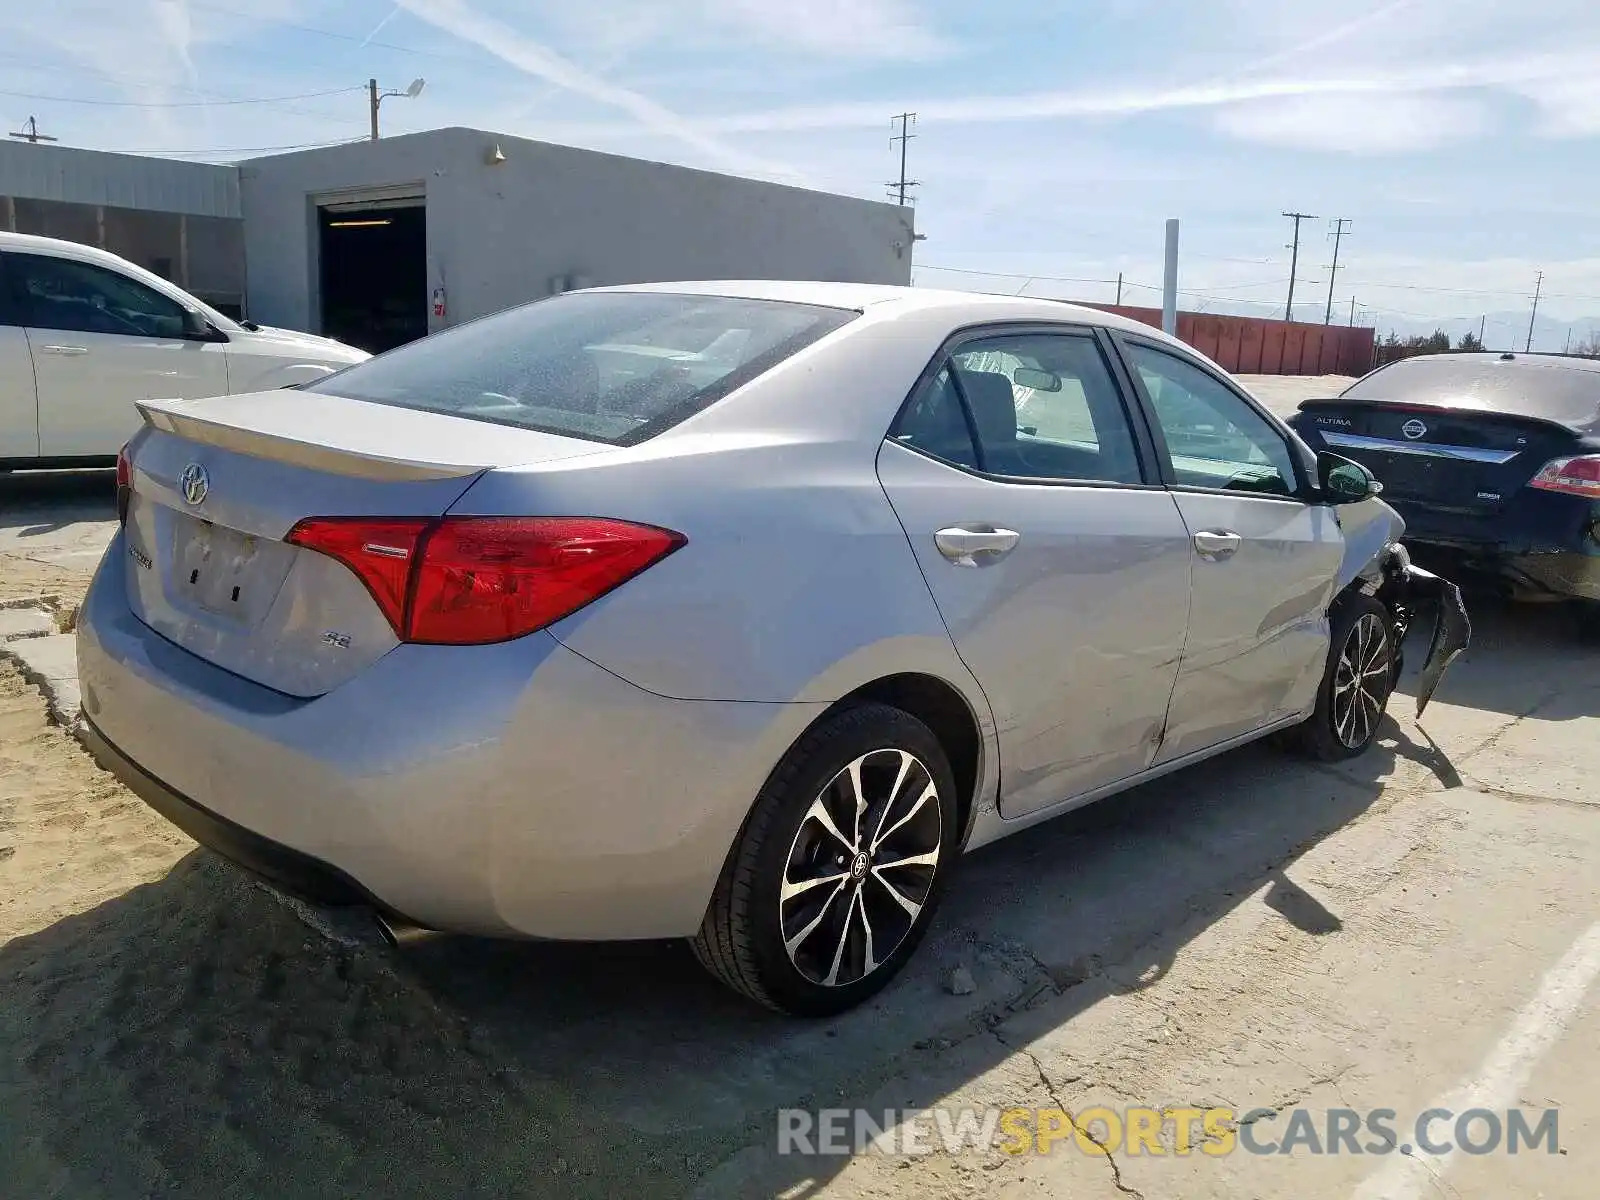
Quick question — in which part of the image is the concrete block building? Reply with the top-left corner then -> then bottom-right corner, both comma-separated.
2,128 -> 916,353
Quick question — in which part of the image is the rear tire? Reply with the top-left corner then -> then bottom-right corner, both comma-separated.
691,703 -> 960,1016
1287,593 -> 1397,762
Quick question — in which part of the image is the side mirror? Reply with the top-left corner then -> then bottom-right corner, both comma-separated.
182,309 -> 228,343
1318,451 -> 1382,504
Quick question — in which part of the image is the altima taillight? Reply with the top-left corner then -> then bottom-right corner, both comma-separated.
116,442 -> 132,525
1529,455 -> 1600,499
285,516 -> 685,645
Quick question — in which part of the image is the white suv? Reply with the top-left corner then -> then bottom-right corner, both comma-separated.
1,231 -> 368,464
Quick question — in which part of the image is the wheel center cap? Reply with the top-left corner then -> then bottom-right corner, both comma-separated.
850,851 -> 870,881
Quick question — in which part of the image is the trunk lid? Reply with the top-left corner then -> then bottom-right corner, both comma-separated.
123,389 -> 606,696
1296,397 -> 1580,516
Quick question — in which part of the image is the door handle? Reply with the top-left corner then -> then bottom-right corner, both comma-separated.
935,525 -> 1021,567
1192,529 -> 1242,561
39,344 -> 89,356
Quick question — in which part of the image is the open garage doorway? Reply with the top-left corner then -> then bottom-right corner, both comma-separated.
317,199 -> 426,353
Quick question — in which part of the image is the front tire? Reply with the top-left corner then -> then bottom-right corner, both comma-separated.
692,703 -> 960,1016
1288,593 -> 1397,761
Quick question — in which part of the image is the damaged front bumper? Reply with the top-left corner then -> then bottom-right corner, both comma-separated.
1379,544 -> 1472,718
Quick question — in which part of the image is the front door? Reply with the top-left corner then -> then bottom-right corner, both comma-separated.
3,251 -> 230,458
1116,338 -> 1344,762
877,327 -> 1194,819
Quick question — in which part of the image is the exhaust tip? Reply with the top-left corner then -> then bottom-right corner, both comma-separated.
374,911 -> 442,948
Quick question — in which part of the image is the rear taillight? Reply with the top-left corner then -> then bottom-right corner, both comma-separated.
1529,455 -> 1600,499
285,515 -> 684,645
116,443 -> 132,525
286,517 -> 433,633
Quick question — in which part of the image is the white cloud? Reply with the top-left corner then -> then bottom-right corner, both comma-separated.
1213,92 -> 1493,154
701,0 -> 951,60
541,0 -> 950,62
391,0 -> 803,180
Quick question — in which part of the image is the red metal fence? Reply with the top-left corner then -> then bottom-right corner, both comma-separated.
1084,304 -> 1376,377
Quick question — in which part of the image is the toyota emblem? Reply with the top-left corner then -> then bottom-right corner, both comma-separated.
1401,418 -> 1428,440
179,462 -> 210,506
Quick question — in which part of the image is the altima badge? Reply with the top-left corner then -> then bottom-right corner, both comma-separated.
179,462 -> 209,506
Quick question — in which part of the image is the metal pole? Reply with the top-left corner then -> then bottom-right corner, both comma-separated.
1162,219 -> 1179,336
369,78 -> 380,141
1526,271 -> 1543,353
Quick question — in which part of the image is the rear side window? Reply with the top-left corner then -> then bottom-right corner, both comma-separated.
306,291 -> 856,445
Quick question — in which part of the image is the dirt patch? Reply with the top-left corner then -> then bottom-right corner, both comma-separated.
0,659 -> 682,1198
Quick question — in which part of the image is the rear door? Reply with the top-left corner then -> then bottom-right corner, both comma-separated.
0,254 -> 39,458
1114,337 -> 1343,762
877,325 -> 1194,819
5,251 -> 230,457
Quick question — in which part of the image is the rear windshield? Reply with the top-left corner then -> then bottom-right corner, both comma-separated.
1342,356 -> 1600,426
305,290 -> 857,445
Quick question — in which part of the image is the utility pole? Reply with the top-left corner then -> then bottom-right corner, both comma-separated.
1116,272 -> 1123,305
887,112 -> 919,206
1348,296 -> 1356,326
1283,211 -> 1317,322
1479,314 -> 1486,345
7,115 -> 56,144
1526,271 -> 1543,353
1565,329 -> 1572,354
1324,218 -> 1351,324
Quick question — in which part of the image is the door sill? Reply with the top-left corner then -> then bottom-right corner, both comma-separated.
992,713 -> 1307,831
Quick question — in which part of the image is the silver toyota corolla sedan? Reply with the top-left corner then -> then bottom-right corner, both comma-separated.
76,282 -> 1469,1015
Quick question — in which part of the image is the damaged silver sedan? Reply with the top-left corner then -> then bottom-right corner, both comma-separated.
77,283 -> 1468,1016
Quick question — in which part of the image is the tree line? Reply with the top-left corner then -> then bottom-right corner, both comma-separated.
1372,327 -> 1600,369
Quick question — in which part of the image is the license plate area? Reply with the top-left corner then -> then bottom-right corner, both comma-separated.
168,511 -> 292,627
1368,454 -> 1500,512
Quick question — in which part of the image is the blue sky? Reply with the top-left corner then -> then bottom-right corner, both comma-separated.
6,0 -> 1600,346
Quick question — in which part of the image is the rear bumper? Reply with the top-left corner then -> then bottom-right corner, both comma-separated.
1386,498 -> 1600,601
80,715 -> 394,911
76,533 -> 825,939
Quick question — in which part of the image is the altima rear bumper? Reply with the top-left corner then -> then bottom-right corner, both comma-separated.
1386,496 -> 1600,601
76,533 -> 825,940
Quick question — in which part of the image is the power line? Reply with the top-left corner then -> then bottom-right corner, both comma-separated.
1282,211 -> 1317,322
0,84 -> 363,108
887,112 -> 919,207
1324,217 -> 1351,325
115,136 -> 366,159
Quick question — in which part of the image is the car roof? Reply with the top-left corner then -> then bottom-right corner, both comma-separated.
0,229 -> 145,270
592,278 -> 1192,351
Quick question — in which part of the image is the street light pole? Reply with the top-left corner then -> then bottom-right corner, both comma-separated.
367,77 -> 426,140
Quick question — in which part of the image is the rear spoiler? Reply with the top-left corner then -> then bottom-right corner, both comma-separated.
1295,396 -> 1587,438
135,391 -> 606,482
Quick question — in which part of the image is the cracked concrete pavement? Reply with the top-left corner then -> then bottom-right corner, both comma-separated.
3,409 -> 1597,1200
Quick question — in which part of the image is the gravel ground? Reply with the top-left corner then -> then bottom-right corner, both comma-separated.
2,436 -> 1595,1200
